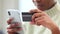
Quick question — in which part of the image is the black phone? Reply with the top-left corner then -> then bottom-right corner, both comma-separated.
22,12 -> 34,22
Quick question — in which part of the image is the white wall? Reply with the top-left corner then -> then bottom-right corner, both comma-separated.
0,0 -> 19,34
58,0 -> 60,3
0,0 -> 3,30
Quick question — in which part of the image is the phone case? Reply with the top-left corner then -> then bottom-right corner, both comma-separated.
7,9 -> 24,34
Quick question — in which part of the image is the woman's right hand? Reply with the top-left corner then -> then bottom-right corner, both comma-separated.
7,18 -> 22,34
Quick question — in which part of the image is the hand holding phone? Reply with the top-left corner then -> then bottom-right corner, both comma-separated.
7,9 -> 24,34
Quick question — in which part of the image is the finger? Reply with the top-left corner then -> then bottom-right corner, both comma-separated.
35,19 -> 44,25
7,25 -> 22,32
30,9 -> 42,13
36,22 -> 41,26
7,24 -> 17,29
7,29 -> 15,32
32,13 -> 43,21
10,24 -> 16,28
7,27 -> 21,31
30,21 -> 35,25
35,17 -> 44,26
7,27 -> 22,32
7,24 -> 22,34
35,16 -> 44,22
10,23 -> 21,28
7,29 -> 18,33
35,20 -> 43,26
7,23 -> 21,29
7,18 -> 14,24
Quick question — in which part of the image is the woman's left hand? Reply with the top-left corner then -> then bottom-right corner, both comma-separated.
30,9 -> 59,31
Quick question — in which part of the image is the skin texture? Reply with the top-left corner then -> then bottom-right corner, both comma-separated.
7,18 -> 22,34
32,0 -> 55,11
7,0 -> 60,34
30,9 -> 59,34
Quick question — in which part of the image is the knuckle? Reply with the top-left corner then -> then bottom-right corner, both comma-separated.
35,18 -> 38,21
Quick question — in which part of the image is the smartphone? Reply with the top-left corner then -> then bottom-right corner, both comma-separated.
7,9 -> 24,34
22,12 -> 34,22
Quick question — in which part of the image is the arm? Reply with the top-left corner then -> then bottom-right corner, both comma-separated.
59,25 -> 60,33
50,24 -> 60,34
30,9 -> 60,34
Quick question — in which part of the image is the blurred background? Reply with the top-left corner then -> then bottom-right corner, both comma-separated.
0,0 -> 60,34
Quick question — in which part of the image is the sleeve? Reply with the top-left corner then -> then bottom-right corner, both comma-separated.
0,30 -> 4,34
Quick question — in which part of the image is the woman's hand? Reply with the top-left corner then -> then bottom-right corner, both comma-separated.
30,9 -> 59,34
7,18 -> 22,34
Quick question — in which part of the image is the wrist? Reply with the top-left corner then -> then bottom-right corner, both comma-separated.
50,24 -> 59,34
51,27 -> 59,34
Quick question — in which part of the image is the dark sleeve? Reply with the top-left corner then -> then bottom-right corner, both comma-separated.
0,30 -> 4,34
